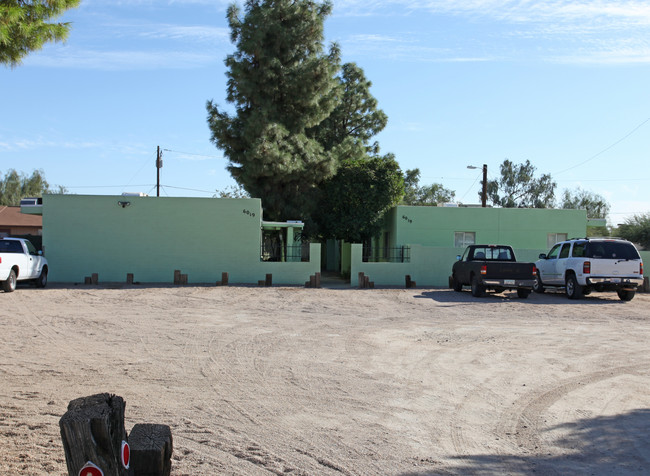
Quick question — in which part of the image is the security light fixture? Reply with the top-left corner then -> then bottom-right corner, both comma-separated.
117,201 -> 131,208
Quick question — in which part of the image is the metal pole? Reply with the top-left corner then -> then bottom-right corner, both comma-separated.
481,164 -> 487,208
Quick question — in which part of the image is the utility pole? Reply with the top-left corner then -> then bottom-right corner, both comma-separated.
156,146 -> 163,197
481,163 -> 487,208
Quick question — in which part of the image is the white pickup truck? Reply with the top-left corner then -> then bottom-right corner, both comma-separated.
534,238 -> 644,301
0,238 -> 48,292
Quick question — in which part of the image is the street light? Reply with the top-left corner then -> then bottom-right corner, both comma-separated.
467,164 -> 487,208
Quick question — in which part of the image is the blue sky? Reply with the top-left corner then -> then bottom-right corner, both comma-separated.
2,0 -> 649,225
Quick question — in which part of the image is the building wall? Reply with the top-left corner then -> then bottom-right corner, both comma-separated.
42,195 -> 319,284
351,206 -> 591,287
393,206 -> 587,250
352,244 -> 649,288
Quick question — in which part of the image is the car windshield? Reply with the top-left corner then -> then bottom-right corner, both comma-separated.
584,242 -> 640,260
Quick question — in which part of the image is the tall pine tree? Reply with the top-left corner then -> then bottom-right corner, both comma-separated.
207,0 -> 341,221
0,0 -> 81,67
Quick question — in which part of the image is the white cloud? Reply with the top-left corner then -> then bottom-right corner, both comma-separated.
335,1 -> 650,64
138,24 -> 229,42
25,48 -> 218,70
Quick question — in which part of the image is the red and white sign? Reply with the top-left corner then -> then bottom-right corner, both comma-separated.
78,461 -> 103,476
121,440 -> 130,469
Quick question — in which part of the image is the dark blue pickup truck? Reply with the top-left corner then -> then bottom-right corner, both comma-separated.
450,244 -> 536,298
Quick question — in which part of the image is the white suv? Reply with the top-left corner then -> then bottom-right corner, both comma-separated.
534,238 -> 644,301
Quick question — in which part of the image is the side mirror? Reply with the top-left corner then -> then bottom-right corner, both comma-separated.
38,250 -> 43,256
539,253 -> 546,259
456,255 -> 462,261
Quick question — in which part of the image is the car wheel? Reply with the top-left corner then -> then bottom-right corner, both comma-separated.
3,269 -> 17,293
533,274 -> 545,294
452,274 -> 463,292
36,268 -> 48,288
617,290 -> 635,301
470,275 -> 484,297
565,274 -> 583,300
517,288 -> 531,299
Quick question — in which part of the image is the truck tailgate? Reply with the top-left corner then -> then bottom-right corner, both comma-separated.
485,263 -> 534,279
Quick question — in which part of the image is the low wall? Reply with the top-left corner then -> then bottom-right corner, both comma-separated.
352,245 -> 650,288
352,245 -> 554,288
258,243 -> 322,285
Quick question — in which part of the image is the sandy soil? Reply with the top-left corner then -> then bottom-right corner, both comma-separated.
1,283 -> 649,475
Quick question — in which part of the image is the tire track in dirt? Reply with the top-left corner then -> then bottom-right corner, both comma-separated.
496,363 -> 650,460
196,327 -> 363,475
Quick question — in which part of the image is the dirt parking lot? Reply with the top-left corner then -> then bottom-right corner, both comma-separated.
1,284 -> 649,475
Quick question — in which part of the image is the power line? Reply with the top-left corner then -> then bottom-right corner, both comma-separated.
162,149 -> 223,159
160,185 -> 216,194
65,184 -> 153,189
554,117 -> 650,176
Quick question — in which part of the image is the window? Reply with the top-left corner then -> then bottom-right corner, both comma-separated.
572,241 -> 587,257
546,244 -> 561,259
585,241 -> 640,260
25,241 -> 38,255
455,232 -> 475,248
470,246 -> 513,261
559,243 -> 570,259
547,233 -> 568,249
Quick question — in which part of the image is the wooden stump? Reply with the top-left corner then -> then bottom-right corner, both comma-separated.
173,270 -> 181,285
221,272 -> 229,286
84,276 -> 92,285
59,393 -> 131,476
315,272 -> 321,288
91,273 -> 99,285
129,424 -> 173,476
265,274 -> 272,287
358,272 -> 365,289
126,273 -> 134,285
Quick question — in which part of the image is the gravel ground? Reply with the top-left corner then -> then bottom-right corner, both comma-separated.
1,284 -> 649,475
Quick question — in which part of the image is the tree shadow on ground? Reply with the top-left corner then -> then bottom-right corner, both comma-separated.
399,409 -> 650,475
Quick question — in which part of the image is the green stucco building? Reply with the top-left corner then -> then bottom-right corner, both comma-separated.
22,195 -> 646,287
40,195 -> 318,285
